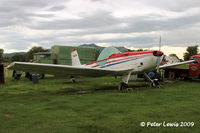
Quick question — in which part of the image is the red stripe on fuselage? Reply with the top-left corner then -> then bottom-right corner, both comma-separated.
86,58 -> 108,65
86,51 -> 155,66
92,65 -> 100,68
90,54 -> 151,68
109,51 -> 155,59
106,54 -> 151,64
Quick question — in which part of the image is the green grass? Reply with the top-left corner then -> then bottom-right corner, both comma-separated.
0,70 -> 200,133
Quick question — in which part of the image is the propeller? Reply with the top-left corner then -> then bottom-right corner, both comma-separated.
156,55 -> 164,73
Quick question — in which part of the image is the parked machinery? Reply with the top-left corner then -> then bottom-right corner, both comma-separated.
164,54 -> 200,80
139,54 -> 200,81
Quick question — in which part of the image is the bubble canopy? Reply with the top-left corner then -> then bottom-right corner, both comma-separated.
97,47 -> 120,66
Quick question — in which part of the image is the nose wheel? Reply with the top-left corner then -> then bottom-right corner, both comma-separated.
119,82 -> 128,91
144,72 -> 160,88
151,79 -> 159,87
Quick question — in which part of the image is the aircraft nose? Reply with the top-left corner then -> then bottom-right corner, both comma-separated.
153,51 -> 163,57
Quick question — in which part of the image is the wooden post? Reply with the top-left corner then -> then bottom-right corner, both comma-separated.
0,64 -> 5,84
0,49 -> 5,84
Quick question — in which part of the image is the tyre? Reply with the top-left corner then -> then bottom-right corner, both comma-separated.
118,82 -> 128,91
39,74 -> 45,79
25,72 -> 32,81
168,71 -> 176,80
13,70 -> 22,80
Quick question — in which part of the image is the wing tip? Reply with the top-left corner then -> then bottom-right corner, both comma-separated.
7,62 -> 15,69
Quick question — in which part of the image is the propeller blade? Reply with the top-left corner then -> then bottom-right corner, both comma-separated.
156,55 -> 164,73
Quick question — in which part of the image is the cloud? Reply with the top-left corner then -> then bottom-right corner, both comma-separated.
29,10 -> 120,30
0,0 -> 199,55
47,5 -> 66,11
144,0 -> 200,12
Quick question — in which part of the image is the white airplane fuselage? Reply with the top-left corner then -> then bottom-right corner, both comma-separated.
85,51 -> 159,74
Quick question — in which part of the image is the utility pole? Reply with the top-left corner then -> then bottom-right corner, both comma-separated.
0,49 -> 5,84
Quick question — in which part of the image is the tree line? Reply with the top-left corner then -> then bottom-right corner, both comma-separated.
0,45 -> 199,63
1,47 -> 48,62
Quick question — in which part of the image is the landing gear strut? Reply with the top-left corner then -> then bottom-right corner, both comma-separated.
119,72 -> 133,91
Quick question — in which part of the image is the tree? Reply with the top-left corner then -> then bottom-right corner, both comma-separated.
137,49 -> 143,51
25,46 -> 48,61
183,45 -> 198,61
169,53 -> 180,60
11,54 -> 26,62
3,57 -> 11,62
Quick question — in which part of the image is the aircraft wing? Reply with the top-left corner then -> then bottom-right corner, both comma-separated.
159,60 -> 195,69
7,62 -> 133,77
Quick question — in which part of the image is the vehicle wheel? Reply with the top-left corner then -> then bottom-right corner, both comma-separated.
168,71 -> 176,80
39,74 -> 45,79
13,70 -> 21,80
25,72 -> 32,81
26,73 -> 45,81
118,82 -> 128,91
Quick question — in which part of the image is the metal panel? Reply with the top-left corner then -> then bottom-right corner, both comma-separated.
36,60 -> 53,64
34,45 -> 99,65
51,45 -> 98,64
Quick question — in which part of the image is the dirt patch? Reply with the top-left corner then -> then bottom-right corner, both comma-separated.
19,104 -> 24,106
4,113 -> 15,118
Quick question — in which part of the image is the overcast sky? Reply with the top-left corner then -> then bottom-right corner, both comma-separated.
0,0 -> 200,58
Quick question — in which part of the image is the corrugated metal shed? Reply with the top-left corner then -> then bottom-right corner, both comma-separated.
51,45 -> 98,65
34,45 -> 99,65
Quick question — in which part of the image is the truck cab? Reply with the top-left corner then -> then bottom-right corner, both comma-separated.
189,55 -> 200,78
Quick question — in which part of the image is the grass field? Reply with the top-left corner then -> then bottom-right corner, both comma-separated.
0,70 -> 200,133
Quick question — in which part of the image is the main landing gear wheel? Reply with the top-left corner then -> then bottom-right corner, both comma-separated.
70,76 -> 76,83
119,82 -> 128,91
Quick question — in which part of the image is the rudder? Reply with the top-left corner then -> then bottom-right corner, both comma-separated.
71,49 -> 81,66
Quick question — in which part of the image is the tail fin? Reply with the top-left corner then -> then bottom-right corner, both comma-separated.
71,49 -> 81,66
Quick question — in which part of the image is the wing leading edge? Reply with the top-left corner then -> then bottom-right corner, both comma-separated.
7,62 -> 133,77
159,60 -> 195,69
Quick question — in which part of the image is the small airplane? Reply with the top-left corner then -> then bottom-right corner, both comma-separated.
7,47 -> 195,90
